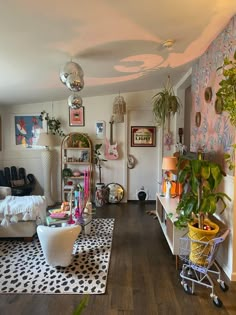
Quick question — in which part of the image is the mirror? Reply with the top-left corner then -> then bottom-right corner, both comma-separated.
106,183 -> 124,203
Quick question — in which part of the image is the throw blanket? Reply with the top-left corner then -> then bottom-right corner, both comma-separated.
0,195 -> 47,227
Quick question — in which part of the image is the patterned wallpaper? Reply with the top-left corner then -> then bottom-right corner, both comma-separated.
191,15 -> 236,166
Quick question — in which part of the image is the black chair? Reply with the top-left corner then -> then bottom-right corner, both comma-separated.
0,166 -> 35,196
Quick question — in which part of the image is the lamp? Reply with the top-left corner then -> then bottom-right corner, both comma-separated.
37,133 -> 55,206
162,156 -> 177,198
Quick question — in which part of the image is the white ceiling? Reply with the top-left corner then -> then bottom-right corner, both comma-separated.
0,0 -> 235,106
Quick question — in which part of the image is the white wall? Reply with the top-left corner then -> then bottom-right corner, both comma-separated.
1,88 -> 160,203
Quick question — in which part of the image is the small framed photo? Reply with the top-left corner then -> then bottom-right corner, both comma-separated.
95,120 -> 106,139
131,126 -> 156,147
69,107 -> 85,126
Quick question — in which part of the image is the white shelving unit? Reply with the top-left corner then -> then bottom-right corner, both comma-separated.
156,193 -> 187,256
61,133 -> 93,202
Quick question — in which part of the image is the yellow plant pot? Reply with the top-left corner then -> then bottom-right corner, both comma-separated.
188,219 -> 219,266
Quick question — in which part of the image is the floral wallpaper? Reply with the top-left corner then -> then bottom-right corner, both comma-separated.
191,15 -> 236,165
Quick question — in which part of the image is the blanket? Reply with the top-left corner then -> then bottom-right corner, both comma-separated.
0,195 -> 47,226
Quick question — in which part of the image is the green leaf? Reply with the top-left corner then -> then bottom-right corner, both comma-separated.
73,296 -> 89,315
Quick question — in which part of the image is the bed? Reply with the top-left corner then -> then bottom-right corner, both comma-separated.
0,187 -> 47,240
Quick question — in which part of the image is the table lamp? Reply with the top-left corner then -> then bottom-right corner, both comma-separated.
37,133 -> 55,206
162,156 -> 177,198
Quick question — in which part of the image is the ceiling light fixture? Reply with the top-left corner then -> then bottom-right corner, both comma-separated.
162,39 -> 175,49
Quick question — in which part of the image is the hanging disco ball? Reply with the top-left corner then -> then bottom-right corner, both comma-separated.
59,61 -> 84,85
66,73 -> 84,92
68,94 -> 83,109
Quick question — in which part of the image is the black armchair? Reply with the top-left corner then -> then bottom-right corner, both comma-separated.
0,166 -> 35,196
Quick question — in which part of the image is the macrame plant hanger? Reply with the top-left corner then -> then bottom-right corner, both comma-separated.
112,92 -> 126,123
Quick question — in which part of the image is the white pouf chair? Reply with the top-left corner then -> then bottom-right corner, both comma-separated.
37,224 -> 81,267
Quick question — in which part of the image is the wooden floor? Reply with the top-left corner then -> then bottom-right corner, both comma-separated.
0,201 -> 236,315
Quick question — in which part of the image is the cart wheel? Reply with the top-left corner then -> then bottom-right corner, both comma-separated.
213,296 -> 223,308
183,283 -> 193,295
220,282 -> 229,292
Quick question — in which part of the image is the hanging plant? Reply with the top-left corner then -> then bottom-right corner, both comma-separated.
152,76 -> 181,127
39,110 -> 65,137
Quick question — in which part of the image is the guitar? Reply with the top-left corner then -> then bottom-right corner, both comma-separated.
105,118 -> 119,160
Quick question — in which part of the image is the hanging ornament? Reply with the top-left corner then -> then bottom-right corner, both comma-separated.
59,61 -> 84,85
68,94 -> 83,109
66,73 -> 84,92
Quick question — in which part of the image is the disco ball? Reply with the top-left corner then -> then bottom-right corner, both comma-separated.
59,61 -> 84,85
68,94 -> 83,109
66,73 -> 84,92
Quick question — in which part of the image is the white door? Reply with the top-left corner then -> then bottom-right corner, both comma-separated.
127,109 -> 162,200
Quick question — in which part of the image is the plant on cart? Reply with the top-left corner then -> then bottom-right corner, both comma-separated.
175,155 -> 231,230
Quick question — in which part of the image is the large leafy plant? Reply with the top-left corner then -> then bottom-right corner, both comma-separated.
152,76 -> 181,127
175,157 -> 231,230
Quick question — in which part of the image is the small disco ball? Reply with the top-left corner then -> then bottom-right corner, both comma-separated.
59,61 -> 84,85
68,94 -> 83,109
66,73 -> 84,92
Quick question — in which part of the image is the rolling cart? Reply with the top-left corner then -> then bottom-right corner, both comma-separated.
179,229 -> 230,307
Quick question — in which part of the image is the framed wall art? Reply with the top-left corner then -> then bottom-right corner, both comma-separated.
69,106 -> 85,126
95,120 -> 106,139
14,114 -> 43,148
131,126 -> 156,147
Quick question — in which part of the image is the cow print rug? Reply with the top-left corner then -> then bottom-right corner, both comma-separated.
0,218 -> 114,294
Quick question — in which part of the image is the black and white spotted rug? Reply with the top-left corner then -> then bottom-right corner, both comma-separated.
0,218 -> 114,294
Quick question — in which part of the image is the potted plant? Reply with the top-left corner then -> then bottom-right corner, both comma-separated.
216,50 -> 236,170
68,133 -> 89,148
152,75 -> 181,127
94,144 -> 108,207
40,110 -> 65,137
175,154 -> 231,264
94,143 -> 107,186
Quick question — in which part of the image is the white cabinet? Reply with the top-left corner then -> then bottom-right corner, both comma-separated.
156,193 -> 187,255
61,133 -> 93,202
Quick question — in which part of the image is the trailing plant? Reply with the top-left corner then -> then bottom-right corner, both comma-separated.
175,156 -> 231,230
39,110 -> 65,137
216,50 -> 236,171
152,76 -> 181,127
216,50 -> 236,127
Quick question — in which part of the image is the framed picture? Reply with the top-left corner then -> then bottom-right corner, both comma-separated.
95,120 -> 106,139
69,106 -> 85,126
131,126 -> 156,147
14,114 -> 43,148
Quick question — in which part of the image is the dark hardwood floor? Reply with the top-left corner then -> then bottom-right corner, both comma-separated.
0,201 -> 235,315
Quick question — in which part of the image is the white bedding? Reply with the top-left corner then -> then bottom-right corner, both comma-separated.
0,195 -> 47,224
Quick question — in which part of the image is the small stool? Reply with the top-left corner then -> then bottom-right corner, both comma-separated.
37,224 -> 81,267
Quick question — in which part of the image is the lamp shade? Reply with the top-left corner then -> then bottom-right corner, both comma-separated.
37,133 -> 55,148
162,156 -> 177,170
